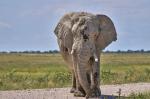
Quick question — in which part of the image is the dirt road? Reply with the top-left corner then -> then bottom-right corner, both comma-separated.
0,83 -> 150,99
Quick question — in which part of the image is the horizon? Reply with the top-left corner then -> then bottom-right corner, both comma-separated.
0,0 -> 150,51
0,49 -> 150,53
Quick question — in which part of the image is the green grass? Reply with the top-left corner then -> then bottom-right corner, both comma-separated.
0,53 -> 150,90
128,92 -> 150,99
100,53 -> 150,84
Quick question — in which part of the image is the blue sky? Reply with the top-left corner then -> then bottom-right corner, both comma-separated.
0,0 -> 150,51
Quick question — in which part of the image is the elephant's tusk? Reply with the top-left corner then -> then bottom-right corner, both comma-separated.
93,53 -> 98,62
71,50 -> 74,54
95,58 -> 98,62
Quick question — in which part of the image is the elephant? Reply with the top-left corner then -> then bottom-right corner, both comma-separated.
54,12 -> 117,98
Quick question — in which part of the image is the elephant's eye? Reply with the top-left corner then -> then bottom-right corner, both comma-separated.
83,34 -> 89,41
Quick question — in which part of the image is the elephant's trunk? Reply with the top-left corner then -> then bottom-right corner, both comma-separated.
77,51 -> 91,96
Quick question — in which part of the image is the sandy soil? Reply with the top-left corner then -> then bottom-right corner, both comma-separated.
0,83 -> 150,99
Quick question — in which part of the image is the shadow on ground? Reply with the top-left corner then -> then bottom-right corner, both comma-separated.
100,95 -> 125,99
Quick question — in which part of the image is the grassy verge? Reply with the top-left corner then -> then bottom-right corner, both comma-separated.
0,53 -> 149,90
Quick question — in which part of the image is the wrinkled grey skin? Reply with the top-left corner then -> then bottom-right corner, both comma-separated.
54,12 -> 117,98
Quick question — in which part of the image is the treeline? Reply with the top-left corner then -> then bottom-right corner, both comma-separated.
105,49 -> 150,53
0,50 -> 59,54
0,49 -> 150,54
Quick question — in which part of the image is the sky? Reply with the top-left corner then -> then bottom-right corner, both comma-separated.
0,0 -> 150,51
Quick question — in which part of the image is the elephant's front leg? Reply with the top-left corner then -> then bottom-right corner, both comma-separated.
91,59 -> 101,97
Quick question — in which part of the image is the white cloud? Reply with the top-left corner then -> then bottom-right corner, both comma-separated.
0,21 -> 11,29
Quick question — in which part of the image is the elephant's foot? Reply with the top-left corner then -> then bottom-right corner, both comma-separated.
78,85 -> 86,95
91,87 -> 101,97
74,90 -> 85,97
85,90 -> 92,99
70,87 -> 76,93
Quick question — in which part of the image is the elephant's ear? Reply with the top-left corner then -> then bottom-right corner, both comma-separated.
54,14 -> 73,52
96,14 -> 117,50
54,22 -> 62,39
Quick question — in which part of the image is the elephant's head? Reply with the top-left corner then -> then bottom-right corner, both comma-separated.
71,13 -> 117,62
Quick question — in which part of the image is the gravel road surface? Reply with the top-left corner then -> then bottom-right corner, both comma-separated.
0,83 -> 150,99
